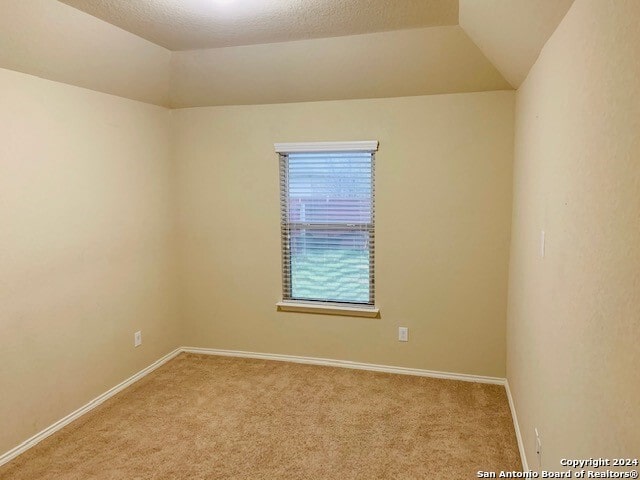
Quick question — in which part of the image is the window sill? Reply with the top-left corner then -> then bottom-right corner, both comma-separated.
276,301 -> 380,318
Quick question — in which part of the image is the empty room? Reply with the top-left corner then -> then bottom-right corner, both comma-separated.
0,0 -> 638,478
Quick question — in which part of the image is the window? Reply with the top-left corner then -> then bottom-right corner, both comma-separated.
275,141 -> 378,315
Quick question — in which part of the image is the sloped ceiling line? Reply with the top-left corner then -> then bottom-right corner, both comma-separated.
1,0 -> 575,106
458,0 -> 575,87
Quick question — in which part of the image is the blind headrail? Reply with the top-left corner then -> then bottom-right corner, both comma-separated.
274,141 -> 378,154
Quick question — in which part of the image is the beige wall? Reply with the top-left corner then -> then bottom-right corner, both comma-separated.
0,68 -> 515,457
0,0 -> 171,106
0,68 -> 178,454
173,91 -> 515,377
508,0 -> 640,469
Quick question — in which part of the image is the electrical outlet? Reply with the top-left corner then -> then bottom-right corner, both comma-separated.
535,428 -> 542,467
134,331 -> 142,347
398,327 -> 408,342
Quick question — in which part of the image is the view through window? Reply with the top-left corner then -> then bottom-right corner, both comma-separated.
279,146 -> 375,305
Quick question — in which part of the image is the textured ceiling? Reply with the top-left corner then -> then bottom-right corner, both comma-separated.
459,0 -> 574,87
58,0 -> 459,51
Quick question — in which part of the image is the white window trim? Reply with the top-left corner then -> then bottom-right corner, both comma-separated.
275,140 -> 380,317
276,301 -> 380,318
274,141 -> 378,154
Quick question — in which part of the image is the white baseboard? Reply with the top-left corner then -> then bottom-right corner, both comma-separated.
1,346 -> 517,469
181,346 -> 506,385
505,379 -> 528,471
0,348 -> 182,468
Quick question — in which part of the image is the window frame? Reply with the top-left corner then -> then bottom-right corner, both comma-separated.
274,141 -> 379,317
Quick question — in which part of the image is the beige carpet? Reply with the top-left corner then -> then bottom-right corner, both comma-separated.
0,353 -> 521,479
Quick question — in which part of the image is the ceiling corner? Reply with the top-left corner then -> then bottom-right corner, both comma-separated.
458,0 -> 575,88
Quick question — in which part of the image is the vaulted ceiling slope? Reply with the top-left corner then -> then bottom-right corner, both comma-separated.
58,0 -> 459,50
459,0 -> 574,87
0,0 -> 170,106
0,0 -> 574,107
170,26 -> 511,107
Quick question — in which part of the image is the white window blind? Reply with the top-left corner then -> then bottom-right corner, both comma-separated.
277,142 -> 376,306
